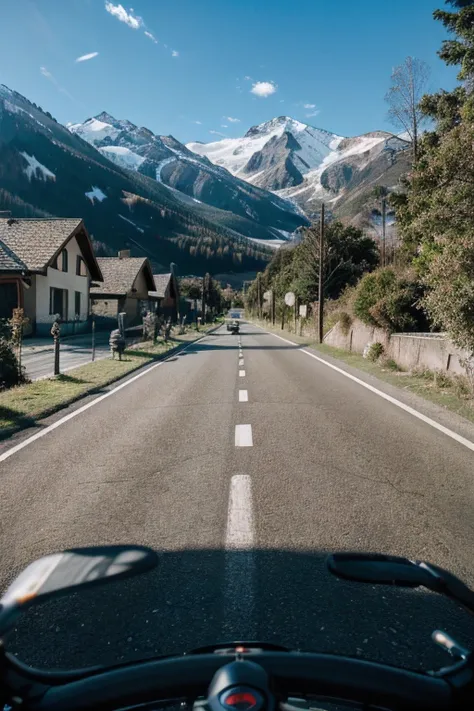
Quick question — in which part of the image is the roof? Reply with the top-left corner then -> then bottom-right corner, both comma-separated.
150,273 -> 172,299
0,218 -> 103,280
91,257 -> 155,296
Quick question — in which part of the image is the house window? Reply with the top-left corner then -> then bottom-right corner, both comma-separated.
75,291 -> 82,318
76,255 -> 87,276
52,248 -> 68,272
49,287 -> 68,320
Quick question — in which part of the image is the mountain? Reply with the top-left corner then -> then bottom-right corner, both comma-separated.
187,116 -> 412,224
0,85 -> 296,278
69,113 -> 306,243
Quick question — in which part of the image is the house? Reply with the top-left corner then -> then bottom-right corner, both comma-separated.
0,218 -> 103,336
90,251 -> 156,328
149,272 -> 180,321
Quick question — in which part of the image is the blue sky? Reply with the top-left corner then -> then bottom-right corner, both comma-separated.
0,0 -> 460,143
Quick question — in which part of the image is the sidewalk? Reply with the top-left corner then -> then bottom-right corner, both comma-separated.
22,331 -> 106,354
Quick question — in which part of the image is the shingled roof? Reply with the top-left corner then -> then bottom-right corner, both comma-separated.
0,218 -> 103,280
150,273 -> 172,299
91,257 -> 155,296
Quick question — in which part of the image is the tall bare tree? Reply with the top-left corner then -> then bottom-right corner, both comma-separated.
385,56 -> 430,162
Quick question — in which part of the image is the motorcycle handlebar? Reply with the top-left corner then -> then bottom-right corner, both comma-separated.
19,651 -> 462,711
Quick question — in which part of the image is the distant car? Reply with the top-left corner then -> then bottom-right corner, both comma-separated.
227,320 -> 240,334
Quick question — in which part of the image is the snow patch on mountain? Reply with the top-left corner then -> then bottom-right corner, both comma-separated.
85,186 -> 107,203
99,145 -> 146,170
20,152 -> 56,182
118,214 -> 144,232
70,117 -> 120,145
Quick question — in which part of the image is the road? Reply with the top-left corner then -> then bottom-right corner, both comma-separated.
21,332 -> 111,380
1,322 -> 474,673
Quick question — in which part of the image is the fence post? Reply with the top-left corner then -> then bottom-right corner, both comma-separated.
51,319 -> 61,376
91,316 -> 96,362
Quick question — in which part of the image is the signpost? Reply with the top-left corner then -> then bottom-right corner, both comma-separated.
284,291 -> 295,307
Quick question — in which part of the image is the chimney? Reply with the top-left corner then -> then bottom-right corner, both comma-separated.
118,249 -> 131,259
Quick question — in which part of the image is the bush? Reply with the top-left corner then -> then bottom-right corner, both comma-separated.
353,268 -> 429,333
382,358 -> 400,371
367,342 -> 384,362
0,338 -> 27,390
339,311 -> 352,335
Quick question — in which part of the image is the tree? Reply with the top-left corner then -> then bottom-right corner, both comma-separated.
385,56 -> 431,161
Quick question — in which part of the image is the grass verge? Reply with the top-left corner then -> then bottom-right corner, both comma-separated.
0,323 -> 218,440
250,318 -> 474,425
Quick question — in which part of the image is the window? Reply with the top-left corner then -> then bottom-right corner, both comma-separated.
76,255 -> 87,277
49,287 -> 68,320
75,291 -> 81,318
52,248 -> 68,272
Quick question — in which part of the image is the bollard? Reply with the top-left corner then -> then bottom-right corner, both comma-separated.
51,319 -> 61,376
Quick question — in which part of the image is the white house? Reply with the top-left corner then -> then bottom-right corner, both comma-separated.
0,217 -> 103,336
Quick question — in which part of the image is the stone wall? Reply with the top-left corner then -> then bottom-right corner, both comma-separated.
323,318 -> 469,374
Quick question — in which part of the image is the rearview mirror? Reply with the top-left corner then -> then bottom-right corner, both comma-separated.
0,545 -> 158,635
327,552 -> 474,615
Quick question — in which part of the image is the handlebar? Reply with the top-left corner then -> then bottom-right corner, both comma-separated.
8,650 -> 469,711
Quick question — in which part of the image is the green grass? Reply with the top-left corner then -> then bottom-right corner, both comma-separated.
0,324 -> 219,439
250,317 -> 474,424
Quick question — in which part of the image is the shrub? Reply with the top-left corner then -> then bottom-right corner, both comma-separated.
0,338 -> 27,390
367,342 -> 384,362
382,358 -> 400,371
339,311 -> 352,335
353,268 -> 428,333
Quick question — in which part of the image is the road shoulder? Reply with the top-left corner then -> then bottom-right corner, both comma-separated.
251,321 -> 474,448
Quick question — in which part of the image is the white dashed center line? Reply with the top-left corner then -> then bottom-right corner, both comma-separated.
239,389 -> 248,402
239,369 -> 246,377
235,424 -> 253,446
239,358 -> 244,366
224,474 -> 255,635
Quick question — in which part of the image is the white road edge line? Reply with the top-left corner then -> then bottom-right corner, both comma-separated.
224,474 -> 255,636
239,369 -> 246,377
239,389 -> 249,402
235,424 -> 253,447
261,326 -> 474,454
0,331 -> 216,463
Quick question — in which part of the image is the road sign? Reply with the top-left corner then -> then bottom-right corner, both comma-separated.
284,291 -> 295,307
299,304 -> 307,318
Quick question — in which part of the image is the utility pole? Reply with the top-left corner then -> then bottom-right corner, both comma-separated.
318,203 -> 325,344
381,196 -> 386,267
256,272 -> 261,319
271,289 -> 276,326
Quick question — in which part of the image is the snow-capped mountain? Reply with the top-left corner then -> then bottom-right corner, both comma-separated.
187,117 -> 412,221
0,84 -> 286,276
69,112 -> 306,240
187,116 -> 342,190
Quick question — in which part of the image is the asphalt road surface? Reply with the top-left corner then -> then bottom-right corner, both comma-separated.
1,323 -> 474,674
21,332 -> 111,380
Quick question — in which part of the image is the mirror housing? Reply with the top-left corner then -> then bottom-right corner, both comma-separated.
327,552 -> 474,615
0,545 -> 158,635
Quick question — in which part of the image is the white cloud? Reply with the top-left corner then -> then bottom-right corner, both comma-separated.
221,124 -> 228,128
193,120 -> 202,125
40,66 -> 80,105
104,2 -> 143,29
303,103 -> 316,109
225,116 -> 240,123
250,80 -> 277,98
306,110 -> 320,118
209,130 -> 226,137
75,51 -> 99,63
244,75 -> 252,81
144,30 -> 157,43
171,49 -> 179,57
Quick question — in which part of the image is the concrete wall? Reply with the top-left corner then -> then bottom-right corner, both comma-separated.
324,318 -> 469,375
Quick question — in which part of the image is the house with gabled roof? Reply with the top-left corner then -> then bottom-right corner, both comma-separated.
0,217 -> 103,335
149,272 -> 180,321
90,250 -> 156,328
